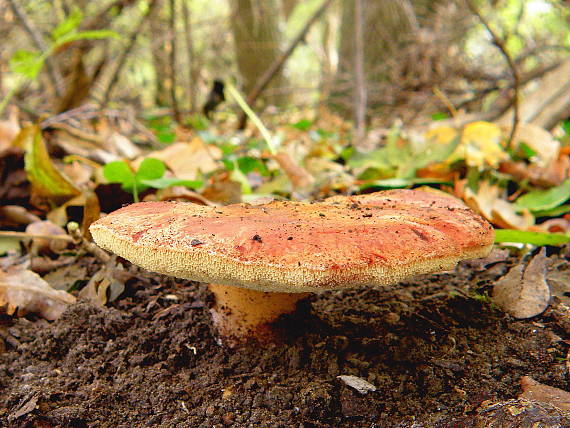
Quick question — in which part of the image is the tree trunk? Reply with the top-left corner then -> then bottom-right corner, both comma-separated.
330,0 -> 418,116
231,0 -> 288,104
150,1 -> 171,107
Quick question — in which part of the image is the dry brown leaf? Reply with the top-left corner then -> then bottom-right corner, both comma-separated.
534,218 -> 570,234
273,151 -> 315,191
138,138 -> 222,180
0,205 -> 41,228
78,264 -> 125,306
492,249 -> 550,319
109,132 -> 141,159
501,123 -> 560,167
546,269 -> 570,305
61,161 -> 93,188
464,181 -> 535,230
0,267 -> 76,320
144,186 -> 216,205
25,221 -> 68,255
0,106 -> 20,151
202,172 -> 242,204
44,264 -> 87,291
519,376 -> 570,411
491,200 -> 535,230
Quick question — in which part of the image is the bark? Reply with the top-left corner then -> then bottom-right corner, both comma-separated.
231,0 -> 288,104
150,0 -> 171,107
182,0 -> 198,113
330,0 -> 418,115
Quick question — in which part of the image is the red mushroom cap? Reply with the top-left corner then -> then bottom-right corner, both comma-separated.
90,189 -> 494,292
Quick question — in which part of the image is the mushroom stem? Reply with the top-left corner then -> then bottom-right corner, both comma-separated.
208,283 -> 309,345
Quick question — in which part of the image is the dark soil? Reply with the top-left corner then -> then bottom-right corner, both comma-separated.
1,251 -> 570,427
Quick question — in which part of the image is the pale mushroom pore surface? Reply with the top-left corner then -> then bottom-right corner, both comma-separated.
90,189 -> 494,292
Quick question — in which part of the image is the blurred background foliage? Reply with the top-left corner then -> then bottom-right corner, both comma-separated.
1,0 -> 570,247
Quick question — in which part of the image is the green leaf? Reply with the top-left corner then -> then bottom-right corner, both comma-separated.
519,142 -> 537,159
516,179 -> 570,212
157,130 -> 176,144
494,229 -> 570,246
9,50 -> 45,79
291,118 -> 313,131
140,177 -> 202,190
348,147 -> 392,170
398,136 -> 460,178
431,112 -> 448,121
55,30 -> 120,46
562,119 -> 570,136
51,8 -> 83,41
136,158 -> 166,181
103,161 -> 135,186
533,204 -> 570,218
15,125 -> 80,201
237,156 -> 269,176
359,177 -> 452,190
230,160 -> 251,194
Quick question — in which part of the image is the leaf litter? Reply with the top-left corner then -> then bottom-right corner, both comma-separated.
1,107 -> 570,425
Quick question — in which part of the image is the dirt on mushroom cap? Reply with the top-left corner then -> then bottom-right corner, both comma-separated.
90,189 -> 495,293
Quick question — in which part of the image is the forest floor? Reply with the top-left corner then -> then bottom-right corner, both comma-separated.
1,247 -> 570,427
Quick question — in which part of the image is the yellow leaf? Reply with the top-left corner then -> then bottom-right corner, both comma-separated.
14,125 -> 80,203
461,121 -> 507,168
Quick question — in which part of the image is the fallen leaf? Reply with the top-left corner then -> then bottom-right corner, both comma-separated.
13,125 -> 80,203
536,218 -> 570,234
109,132 -> 141,159
0,267 -> 76,320
202,172 -> 242,204
143,186 -> 216,205
273,151 -> 315,192
25,220 -> 68,255
78,263 -> 125,306
519,376 -> 570,411
494,229 -> 570,246
337,375 -> 377,395
516,179 -> 570,213
0,106 -> 20,151
492,249 -> 550,319
464,181 -> 535,230
458,122 -> 508,168
501,123 -> 560,167
491,199 -> 535,230
61,160 -> 93,188
0,205 -> 41,228
461,248 -> 510,271
546,269 -> 570,305
44,263 -> 87,291
138,138 -> 222,180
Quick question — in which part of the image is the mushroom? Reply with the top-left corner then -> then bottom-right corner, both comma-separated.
90,189 -> 494,345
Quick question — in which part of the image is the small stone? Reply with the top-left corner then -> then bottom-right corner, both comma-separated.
337,375 -> 377,394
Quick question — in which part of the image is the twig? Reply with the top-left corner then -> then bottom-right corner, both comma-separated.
353,0 -> 367,149
465,0 -> 520,150
67,222 -> 110,263
433,87 -> 458,118
237,0 -> 333,130
44,122 -> 109,147
101,0 -> 159,106
6,0 -> 64,97
0,231 -> 73,242
169,0 -> 182,122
